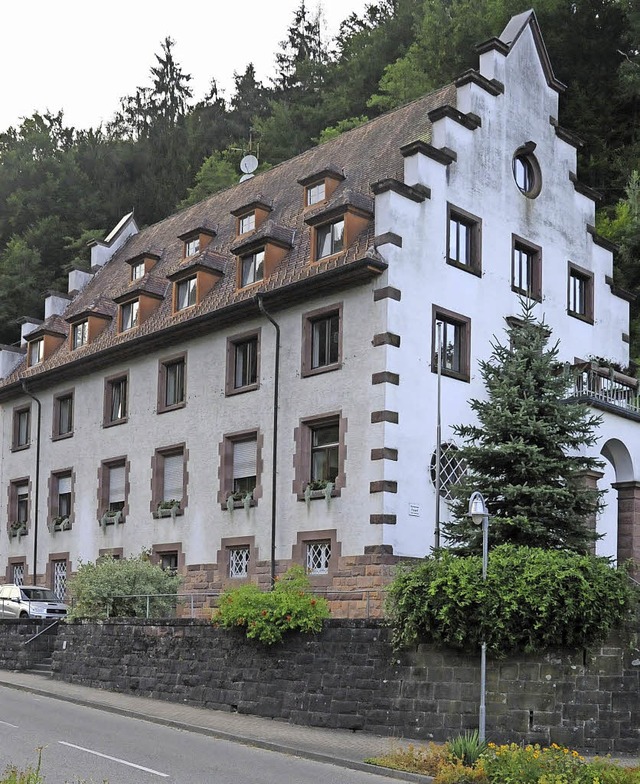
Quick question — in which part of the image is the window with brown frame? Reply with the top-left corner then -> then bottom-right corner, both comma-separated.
49,471 -> 73,529
131,260 -> 145,281
238,212 -> 255,234
120,300 -> 139,332
28,338 -> 43,367
447,204 -> 481,274
103,373 -> 128,427
511,236 -> 542,301
302,305 -> 342,377
12,405 -> 31,451
431,306 -> 471,382
315,219 -> 344,260
175,277 -> 197,311
71,321 -> 88,350
225,331 -> 259,395
97,457 -> 129,523
9,479 -> 29,528
218,430 -> 262,507
52,391 -> 74,440
151,445 -> 187,515
567,262 -> 594,323
305,181 -> 326,206
158,354 -> 186,412
291,529 -> 341,584
240,250 -> 265,288
292,413 -> 346,499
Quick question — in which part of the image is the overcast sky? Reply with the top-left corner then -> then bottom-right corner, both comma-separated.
0,0 -> 370,132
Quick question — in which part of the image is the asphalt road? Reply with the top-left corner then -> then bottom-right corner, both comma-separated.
0,686 -> 399,784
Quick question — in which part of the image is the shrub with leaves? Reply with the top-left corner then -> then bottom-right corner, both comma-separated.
67,553 -> 182,620
386,545 -> 637,655
214,565 -> 329,645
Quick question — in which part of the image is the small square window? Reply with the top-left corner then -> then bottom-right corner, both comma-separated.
176,278 -> 197,311
306,540 -> 331,575
131,261 -> 145,281
229,546 -> 250,578
53,392 -> 74,440
158,355 -> 186,412
160,552 -> 178,572
121,300 -> 139,331
316,219 -> 344,260
12,406 -> 30,451
447,205 -> 481,274
432,306 -> 471,382
104,374 -> 128,426
512,237 -> 542,301
72,321 -> 88,349
238,213 -> 255,234
568,263 -> 594,323
185,237 -> 200,257
240,251 -> 264,288
306,182 -> 326,206
29,339 -> 44,366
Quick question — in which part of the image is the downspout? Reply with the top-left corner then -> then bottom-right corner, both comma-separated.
21,382 -> 41,585
256,295 -> 280,587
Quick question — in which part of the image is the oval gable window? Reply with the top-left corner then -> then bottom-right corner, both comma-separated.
512,143 -> 541,198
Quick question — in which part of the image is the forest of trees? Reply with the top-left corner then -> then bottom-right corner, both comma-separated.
0,0 -> 638,350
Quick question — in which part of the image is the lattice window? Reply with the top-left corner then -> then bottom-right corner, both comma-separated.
229,547 -> 250,578
53,560 -> 67,601
306,541 -> 331,575
12,564 -> 24,586
430,443 -> 466,502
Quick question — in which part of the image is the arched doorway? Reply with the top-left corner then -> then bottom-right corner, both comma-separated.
600,438 -> 638,566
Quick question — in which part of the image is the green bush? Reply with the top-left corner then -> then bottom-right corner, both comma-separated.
67,553 -> 182,620
213,565 -> 330,645
386,545 -> 637,655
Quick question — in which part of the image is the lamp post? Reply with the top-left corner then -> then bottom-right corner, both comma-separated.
468,490 -> 489,743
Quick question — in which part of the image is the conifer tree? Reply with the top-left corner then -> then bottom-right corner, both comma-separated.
443,302 -> 604,555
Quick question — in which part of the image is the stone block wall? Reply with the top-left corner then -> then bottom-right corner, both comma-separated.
0,619 -> 58,670
43,619 -> 640,753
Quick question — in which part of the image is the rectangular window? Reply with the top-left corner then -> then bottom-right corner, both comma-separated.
233,438 -> 257,495
241,251 -> 264,288
152,446 -> 186,514
229,546 -> 250,578
104,374 -> 128,426
239,213 -> 255,234
56,474 -> 72,520
15,483 -> 29,524
306,541 -> 331,575
176,277 -> 197,311
311,422 -> 339,484
185,237 -> 200,257
12,564 -> 24,586
131,261 -> 145,281
160,552 -> 178,572
568,263 -> 594,323
121,300 -> 139,331
12,406 -> 30,450
53,392 -> 74,439
98,458 -> 128,522
235,338 -> 258,390
52,560 -> 67,601
315,219 -> 344,260
29,339 -> 43,366
160,357 -> 186,409
311,313 -> 339,369
447,205 -> 481,274
306,181 -> 325,206
72,321 -> 88,349
432,306 -> 471,382
108,464 -> 126,512
512,237 -> 542,301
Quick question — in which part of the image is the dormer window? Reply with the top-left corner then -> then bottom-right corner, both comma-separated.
316,219 -> 344,259
176,277 -> 197,311
239,212 -> 256,235
120,300 -> 139,331
241,251 -> 265,288
29,339 -> 44,366
125,252 -> 160,280
131,261 -> 145,281
72,321 -> 88,350
306,182 -> 326,207
185,237 -> 200,257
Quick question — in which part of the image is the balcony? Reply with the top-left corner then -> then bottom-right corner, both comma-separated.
568,362 -> 640,419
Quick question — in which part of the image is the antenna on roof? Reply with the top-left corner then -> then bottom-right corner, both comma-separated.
232,130 -> 260,183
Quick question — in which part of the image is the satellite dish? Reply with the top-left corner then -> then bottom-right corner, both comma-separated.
239,173 -> 254,183
240,154 -> 259,174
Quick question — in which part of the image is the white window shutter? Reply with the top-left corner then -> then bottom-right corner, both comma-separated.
109,465 -> 125,504
57,476 -> 71,495
163,454 -> 183,501
233,439 -> 257,480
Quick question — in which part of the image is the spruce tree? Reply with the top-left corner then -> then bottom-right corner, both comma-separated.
443,302 -> 604,554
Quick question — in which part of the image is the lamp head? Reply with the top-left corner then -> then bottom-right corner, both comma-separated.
468,491 -> 487,526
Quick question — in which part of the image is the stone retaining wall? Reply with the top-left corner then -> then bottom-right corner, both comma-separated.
0,619 -> 58,670
42,619 -> 640,754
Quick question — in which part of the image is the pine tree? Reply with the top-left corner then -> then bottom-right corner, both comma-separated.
443,302 -> 604,555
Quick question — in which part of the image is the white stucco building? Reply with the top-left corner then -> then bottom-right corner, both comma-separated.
1,11 -> 637,615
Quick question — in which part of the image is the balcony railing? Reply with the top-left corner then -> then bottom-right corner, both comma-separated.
569,362 -> 640,416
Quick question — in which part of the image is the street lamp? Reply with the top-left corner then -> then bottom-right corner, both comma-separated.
468,490 -> 489,743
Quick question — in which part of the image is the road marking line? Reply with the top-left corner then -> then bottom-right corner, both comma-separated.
0,720 -> 19,728
58,741 -> 169,777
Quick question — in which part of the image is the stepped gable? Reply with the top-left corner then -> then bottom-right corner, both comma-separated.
0,83 -> 455,387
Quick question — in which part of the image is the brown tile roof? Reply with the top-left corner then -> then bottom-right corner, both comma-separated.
0,83 -> 455,392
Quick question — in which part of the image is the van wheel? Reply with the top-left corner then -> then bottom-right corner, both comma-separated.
19,611 -> 29,619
